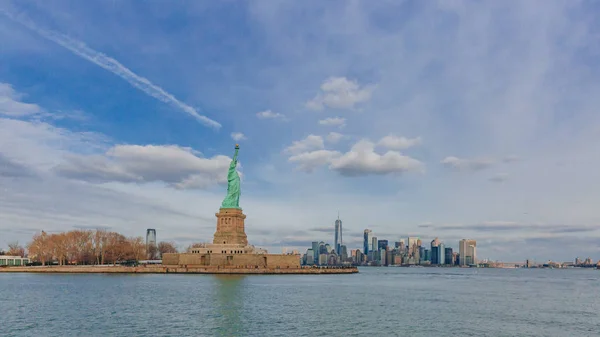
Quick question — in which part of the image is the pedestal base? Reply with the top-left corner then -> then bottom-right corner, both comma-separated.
213,208 -> 248,245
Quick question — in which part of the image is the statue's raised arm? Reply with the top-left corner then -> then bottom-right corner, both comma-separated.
220,144 -> 241,209
231,144 -> 239,166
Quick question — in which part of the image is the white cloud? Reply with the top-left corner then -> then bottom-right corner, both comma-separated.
318,117 -> 346,127
441,156 -> 496,171
230,132 -> 246,141
326,132 -> 345,143
288,150 -> 341,172
256,109 -> 285,119
283,134 -> 324,155
0,153 -> 32,177
377,135 -> 422,150
0,117 -> 108,171
0,83 -> 42,117
286,138 -> 423,176
306,77 -> 373,110
1,11 -> 221,129
329,139 -> 424,176
54,145 -> 233,189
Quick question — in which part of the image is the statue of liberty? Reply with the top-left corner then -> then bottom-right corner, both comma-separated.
220,144 -> 241,209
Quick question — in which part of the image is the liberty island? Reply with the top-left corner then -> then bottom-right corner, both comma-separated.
159,144 -> 357,273
1,145 -> 358,275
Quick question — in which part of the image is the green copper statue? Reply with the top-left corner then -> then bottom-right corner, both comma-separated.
220,144 -> 241,209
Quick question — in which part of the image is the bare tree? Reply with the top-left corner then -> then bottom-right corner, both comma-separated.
158,241 -> 178,256
27,231 -> 51,265
68,230 -> 93,265
129,236 -> 146,262
7,241 -> 25,257
92,229 -> 108,265
105,232 -> 129,264
50,233 -> 68,266
25,229 -> 194,266
186,242 -> 205,253
147,244 -> 159,260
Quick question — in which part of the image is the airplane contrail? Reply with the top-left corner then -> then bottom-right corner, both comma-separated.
0,9 -> 221,129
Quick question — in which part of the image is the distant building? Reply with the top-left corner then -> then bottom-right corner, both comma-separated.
306,249 -> 315,265
459,239 -> 477,266
327,253 -> 337,266
334,214 -> 343,255
319,254 -> 327,265
312,242 -> 319,257
378,240 -> 389,251
438,243 -> 445,265
353,249 -> 363,264
371,236 -> 378,262
445,247 -> 453,265
146,228 -> 157,258
0,255 -> 29,266
431,246 -> 439,264
363,229 -> 373,256
318,242 -> 327,255
408,237 -> 419,256
340,245 -> 348,260
379,248 -> 386,265
429,239 -> 445,265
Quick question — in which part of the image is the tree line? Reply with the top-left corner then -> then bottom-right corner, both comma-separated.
2,229 -> 179,265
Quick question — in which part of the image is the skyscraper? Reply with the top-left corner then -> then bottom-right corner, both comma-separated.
430,238 -> 441,265
363,229 -> 373,256
408,237 -> 419,256
340,245 -> 348,260
146,228 -> 157,259
459,239 -> 477,266
306,249 -> 315,265
334,214 -> 343,255
146,229 -> 156,245
438,243 -> 445,265
377,240 -> 389,251
445,247 -> 453,265
431,246 -> 439,264
372,236 -> 378,262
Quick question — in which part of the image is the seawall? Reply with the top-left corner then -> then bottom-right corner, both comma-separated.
0,265 -> 358,275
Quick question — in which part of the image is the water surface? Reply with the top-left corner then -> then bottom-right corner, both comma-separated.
1,267 -> 598,336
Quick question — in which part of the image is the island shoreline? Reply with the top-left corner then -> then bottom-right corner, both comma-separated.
0,265 -> 358,275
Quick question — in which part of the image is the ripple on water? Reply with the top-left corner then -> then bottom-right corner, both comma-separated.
0,269 -> 598,337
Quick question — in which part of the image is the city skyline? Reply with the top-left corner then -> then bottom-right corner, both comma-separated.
2,1 -> 600,262
281,214 -> 596,264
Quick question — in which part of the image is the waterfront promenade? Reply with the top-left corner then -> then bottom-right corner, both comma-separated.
0,265 -> 358,275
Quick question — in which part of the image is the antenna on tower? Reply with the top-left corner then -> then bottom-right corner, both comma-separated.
337,210 -> 340,220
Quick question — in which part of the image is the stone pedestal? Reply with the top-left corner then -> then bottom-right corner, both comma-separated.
213,208 -> 248,246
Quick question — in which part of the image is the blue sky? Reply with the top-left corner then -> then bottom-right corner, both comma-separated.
1,0 -> 600,262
